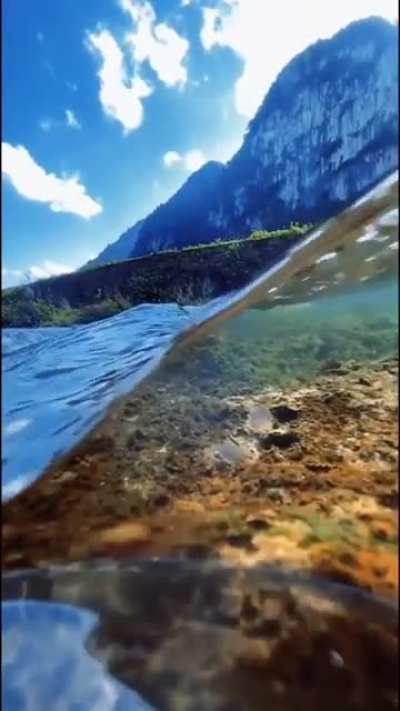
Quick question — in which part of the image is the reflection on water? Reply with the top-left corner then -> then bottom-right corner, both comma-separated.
2,172 -> 398,501
2,561 -> 398,711
2,600 -> 152,710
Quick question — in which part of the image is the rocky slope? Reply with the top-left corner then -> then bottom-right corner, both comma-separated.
128,16 -> 398,257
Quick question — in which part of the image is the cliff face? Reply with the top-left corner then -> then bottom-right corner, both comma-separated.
130,17 -> 398,257
214,17 -> 398,232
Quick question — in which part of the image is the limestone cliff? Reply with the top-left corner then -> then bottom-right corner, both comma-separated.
131,17 -> 398,256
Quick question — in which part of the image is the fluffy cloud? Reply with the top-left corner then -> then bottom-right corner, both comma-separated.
88,29 -> 152,132
122,0 -> 189,87
24,260 -> 74,281
163,148 -> 206,171
163,150 -> 181,167
65,109 -> 81,129
200,0 -> 398,118
185,149 -> 207,171
2,143 -> 102,218
87,1 -> 189,132
3,261 -> 74,287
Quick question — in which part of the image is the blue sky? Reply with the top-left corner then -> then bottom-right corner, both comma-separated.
2,0 -> 397,287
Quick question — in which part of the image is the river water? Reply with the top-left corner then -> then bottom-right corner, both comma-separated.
2,172 -> 399,710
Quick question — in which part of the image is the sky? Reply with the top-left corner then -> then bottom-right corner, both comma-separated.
2,0 -> 398,287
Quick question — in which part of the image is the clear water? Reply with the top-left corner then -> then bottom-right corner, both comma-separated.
154,278 -> 397,408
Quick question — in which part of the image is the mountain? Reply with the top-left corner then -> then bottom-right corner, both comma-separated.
82,220 -> 144,270
207,16 -> 399,235
130,16 -> 398,257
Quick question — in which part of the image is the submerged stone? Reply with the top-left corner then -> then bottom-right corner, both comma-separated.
260,432 -> 300,450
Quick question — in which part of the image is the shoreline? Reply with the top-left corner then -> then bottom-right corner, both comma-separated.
3,355 -> 398,600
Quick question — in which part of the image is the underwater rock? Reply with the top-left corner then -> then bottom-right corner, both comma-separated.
270,405 -> 300,423
93,522 -> 151,549
320,360 -> 347,374
246,404 -> 275,433
260,432 -> 300,450
83,435 -> 116,456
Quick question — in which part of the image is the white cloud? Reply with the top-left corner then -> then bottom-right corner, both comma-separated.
122,0 -> 189,87
88,29 -> 152,132
163,148 -> 206,172
181,0 -> 192,6
65,109 -> 81,129
39,110 -> 81,131
185,149 -> 207,172
163,150 -> 181,167
3,261 -> 74,287
2,143 -> 102,219
200,0 -> 398,118
87,1 -> 188,132
24,260 -> 74,281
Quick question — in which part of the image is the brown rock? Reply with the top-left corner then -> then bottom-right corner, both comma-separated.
95,521 -> 151,547
270,405 -> 300,423
260,432 -> 300,450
